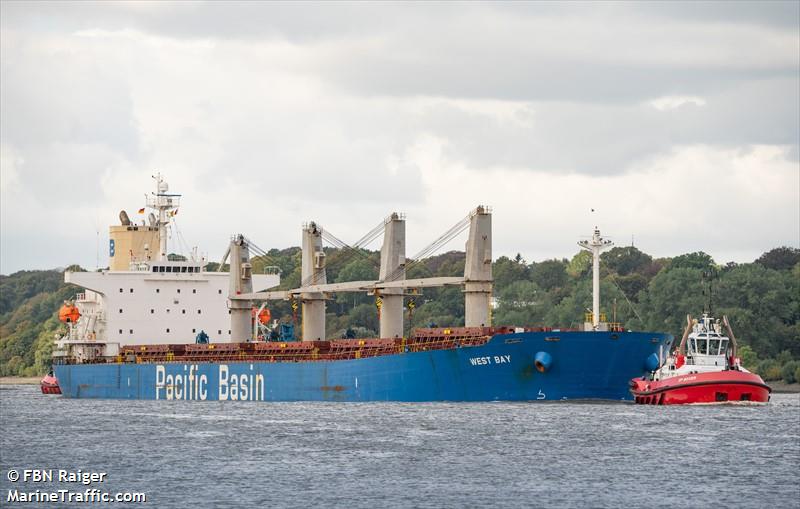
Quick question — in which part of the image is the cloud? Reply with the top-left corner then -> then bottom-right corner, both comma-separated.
0,2 -> 798,274
649,96 -> 707,111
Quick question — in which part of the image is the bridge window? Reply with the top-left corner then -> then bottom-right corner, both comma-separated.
181,267 -> 187,273
159,266 -> 165,273
129,329 -> 133,334
218,330 -> 222,335
152,267 -> 158,273
193,289 -> 197,294
709,339 -> 721,355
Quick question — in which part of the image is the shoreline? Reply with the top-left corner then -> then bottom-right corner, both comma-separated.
0,376 -> 40,385
768,381 -> 800,394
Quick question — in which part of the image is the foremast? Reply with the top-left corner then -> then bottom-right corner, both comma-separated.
578,227 -> 613,331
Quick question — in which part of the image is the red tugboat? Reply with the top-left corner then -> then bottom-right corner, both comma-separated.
630,314 -> 771,405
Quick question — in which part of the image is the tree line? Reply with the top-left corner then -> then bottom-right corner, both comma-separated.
1,247 -> 798,382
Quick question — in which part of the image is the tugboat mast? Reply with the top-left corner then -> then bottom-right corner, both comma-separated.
578,227 -> 613,330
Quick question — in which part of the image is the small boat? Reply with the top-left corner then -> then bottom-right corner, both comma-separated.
40,371 -> 61,395
630,314 -> 770,405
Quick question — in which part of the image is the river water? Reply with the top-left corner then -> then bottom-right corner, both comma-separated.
1,386 -> 798,508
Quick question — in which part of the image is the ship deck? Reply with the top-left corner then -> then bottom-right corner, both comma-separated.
57,326 -> 588,365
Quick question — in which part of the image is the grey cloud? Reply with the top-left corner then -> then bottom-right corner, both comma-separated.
404,76 -> 798,175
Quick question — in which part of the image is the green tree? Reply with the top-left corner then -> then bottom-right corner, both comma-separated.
755,247 -> 800,271
566,250 -> 592,278
668,252 -> 715,272
601,246 -> 653,276
638,268 -> 705,337
531,259 -> 568,291
493,255 -> 531,288
737,344 -> 759,370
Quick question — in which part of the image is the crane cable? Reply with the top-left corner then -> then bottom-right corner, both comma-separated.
384,213 -> 472,283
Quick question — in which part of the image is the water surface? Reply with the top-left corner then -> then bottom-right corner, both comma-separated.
1,386 -> 798,508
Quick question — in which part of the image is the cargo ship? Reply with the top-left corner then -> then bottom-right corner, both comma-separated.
48,175 -> 672,401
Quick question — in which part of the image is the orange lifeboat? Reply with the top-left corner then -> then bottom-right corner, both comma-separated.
251,307 -> 271,325
58,303 -> 81,324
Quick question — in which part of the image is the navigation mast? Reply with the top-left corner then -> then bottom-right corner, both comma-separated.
146,173 -> 181,261
578,227 -> 613,331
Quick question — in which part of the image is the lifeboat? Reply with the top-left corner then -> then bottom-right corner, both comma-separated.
40,371 -> 62,395
58,302 -> 81,324
630,314 -> 770,405
252,307 -> 271,325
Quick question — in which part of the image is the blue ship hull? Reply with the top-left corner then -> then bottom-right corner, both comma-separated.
54,331 -> 671,402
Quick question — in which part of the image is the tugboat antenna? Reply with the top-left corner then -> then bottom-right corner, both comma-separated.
702,268 -> 716,316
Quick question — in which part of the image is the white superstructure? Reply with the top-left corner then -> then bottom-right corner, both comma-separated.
54,175 -> 280,361
654,314 -> 748,380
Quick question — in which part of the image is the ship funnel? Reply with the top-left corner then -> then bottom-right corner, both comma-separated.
119,210 -> 131,226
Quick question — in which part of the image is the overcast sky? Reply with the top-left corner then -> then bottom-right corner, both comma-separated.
1,1 -> 798,274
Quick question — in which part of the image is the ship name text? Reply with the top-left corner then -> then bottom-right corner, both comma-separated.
469,355 -> 511,366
